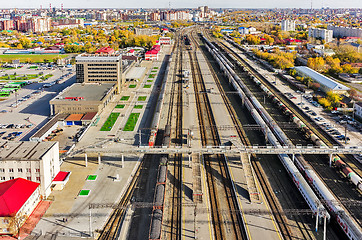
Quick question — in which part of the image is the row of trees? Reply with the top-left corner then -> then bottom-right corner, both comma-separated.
318,92 -> 342,110
252,48 -> 296,69
307,55 -> 360,74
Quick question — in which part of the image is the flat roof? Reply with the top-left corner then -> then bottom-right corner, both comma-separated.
0,141 -> 57,161
76,53 -> 121,62
295,66 -> 350,91
65,114 -> 84,121
82,112 -> 97,121
125,67 -> 146,80
31,113 -> 68,139
52,83 -> 115,102
53,171 -> 71,182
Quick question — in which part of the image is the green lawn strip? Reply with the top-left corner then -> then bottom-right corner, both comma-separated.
0,74 -> 39,80
148,74 -> 156,78
147,80 -> 153,82
123,113 -> 140,131
0,54 -> 70,63
100,112 -> 120,131
153,67 -> 158,69
40,74 -> 53,80
134,105 -> 143,109
87,175 -> 97,181
151,70 -> 157,73
129,84 -> 137,88
143,84 -> 152,88
115,104 -> 125,109
79,190 -> 90,196
137,96 -> 147,101
120,96 -> 130,101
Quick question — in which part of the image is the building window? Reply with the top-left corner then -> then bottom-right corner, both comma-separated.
26,168 -> 31,173
0,168 -> 4,172
9,168 -> 14,173
36,169 -> 40,173
36,177 -> 41,181
0,177 -> 5,180
18,168 -> 23,173
27,177 -> 31,181
3,219 -> 8,224
9,177 -> 14,180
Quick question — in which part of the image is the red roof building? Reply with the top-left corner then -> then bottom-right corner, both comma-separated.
145,49 -> 159,61
95,47 -> 115,54
0,178 -> 40,217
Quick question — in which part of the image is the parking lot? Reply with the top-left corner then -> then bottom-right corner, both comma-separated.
0,65 -> 75,141
247,60 -> 362,147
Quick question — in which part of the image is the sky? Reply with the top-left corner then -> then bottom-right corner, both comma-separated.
1,0 -> 361,9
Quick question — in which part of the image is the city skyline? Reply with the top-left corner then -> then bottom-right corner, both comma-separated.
1,0 -> 362,10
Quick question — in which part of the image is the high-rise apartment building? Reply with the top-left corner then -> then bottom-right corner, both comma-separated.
281,20 -> 296,31
308,27 -> 333,43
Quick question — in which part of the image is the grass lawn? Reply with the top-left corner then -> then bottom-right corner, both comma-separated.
148,74 -> 156,78
137,96 -> 147,101
100,112 -> 120,131
143,84 -> 152,88
151,70 -> 157,73
0,74 -> 39,80
40,74 -> 53,80
147,80 -> 153,82
79,190 -> 90,196
129,84 -> 137,88
123,113 -> 140,131
115,104 -> 125,109
120,96 -> 130,101
153,67 -> 158,69
87,175 -> 97,181
0,54 -> 71,63
134,105 -> 143,109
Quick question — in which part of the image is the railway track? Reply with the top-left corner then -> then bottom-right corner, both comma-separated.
165,34 -> 183,240
189,30 -> 248,240
97,154 -> 147,240
198,30 -> 322,240
221,39 -> 362,179
215,37 -> 362,232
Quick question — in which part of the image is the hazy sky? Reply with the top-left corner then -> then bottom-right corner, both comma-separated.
1,0 -> 361,9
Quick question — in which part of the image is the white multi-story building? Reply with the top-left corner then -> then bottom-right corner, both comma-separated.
327,25 -> 362,38
0,178 -> 41,236
281,20 -> 296,31
0,141 -> 60,197
308,27 -> 334,43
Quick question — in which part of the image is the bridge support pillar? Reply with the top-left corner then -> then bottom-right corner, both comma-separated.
121,154 -> 124,168
85,153 -> 88,167
98,153 -> 101,164
323,215 -> 327,240
329,153 -> 333,167
315,207 -> 319,232
188,153 -> 191,167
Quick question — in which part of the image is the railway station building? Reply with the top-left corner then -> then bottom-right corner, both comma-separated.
75,53 -> 123,93
0,141 -> 60,198
294,66 -> 350,94
49,83 -> 116,115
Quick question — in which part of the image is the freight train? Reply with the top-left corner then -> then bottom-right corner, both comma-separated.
202,35 -> 362,240
149,156 -> 168,240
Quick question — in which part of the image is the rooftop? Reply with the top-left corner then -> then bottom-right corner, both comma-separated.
294,66 -> 350,91
52,83 -> 115,102
0,178 -> 40,217
76,53 -> 121,62
0,141 -> 57,161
